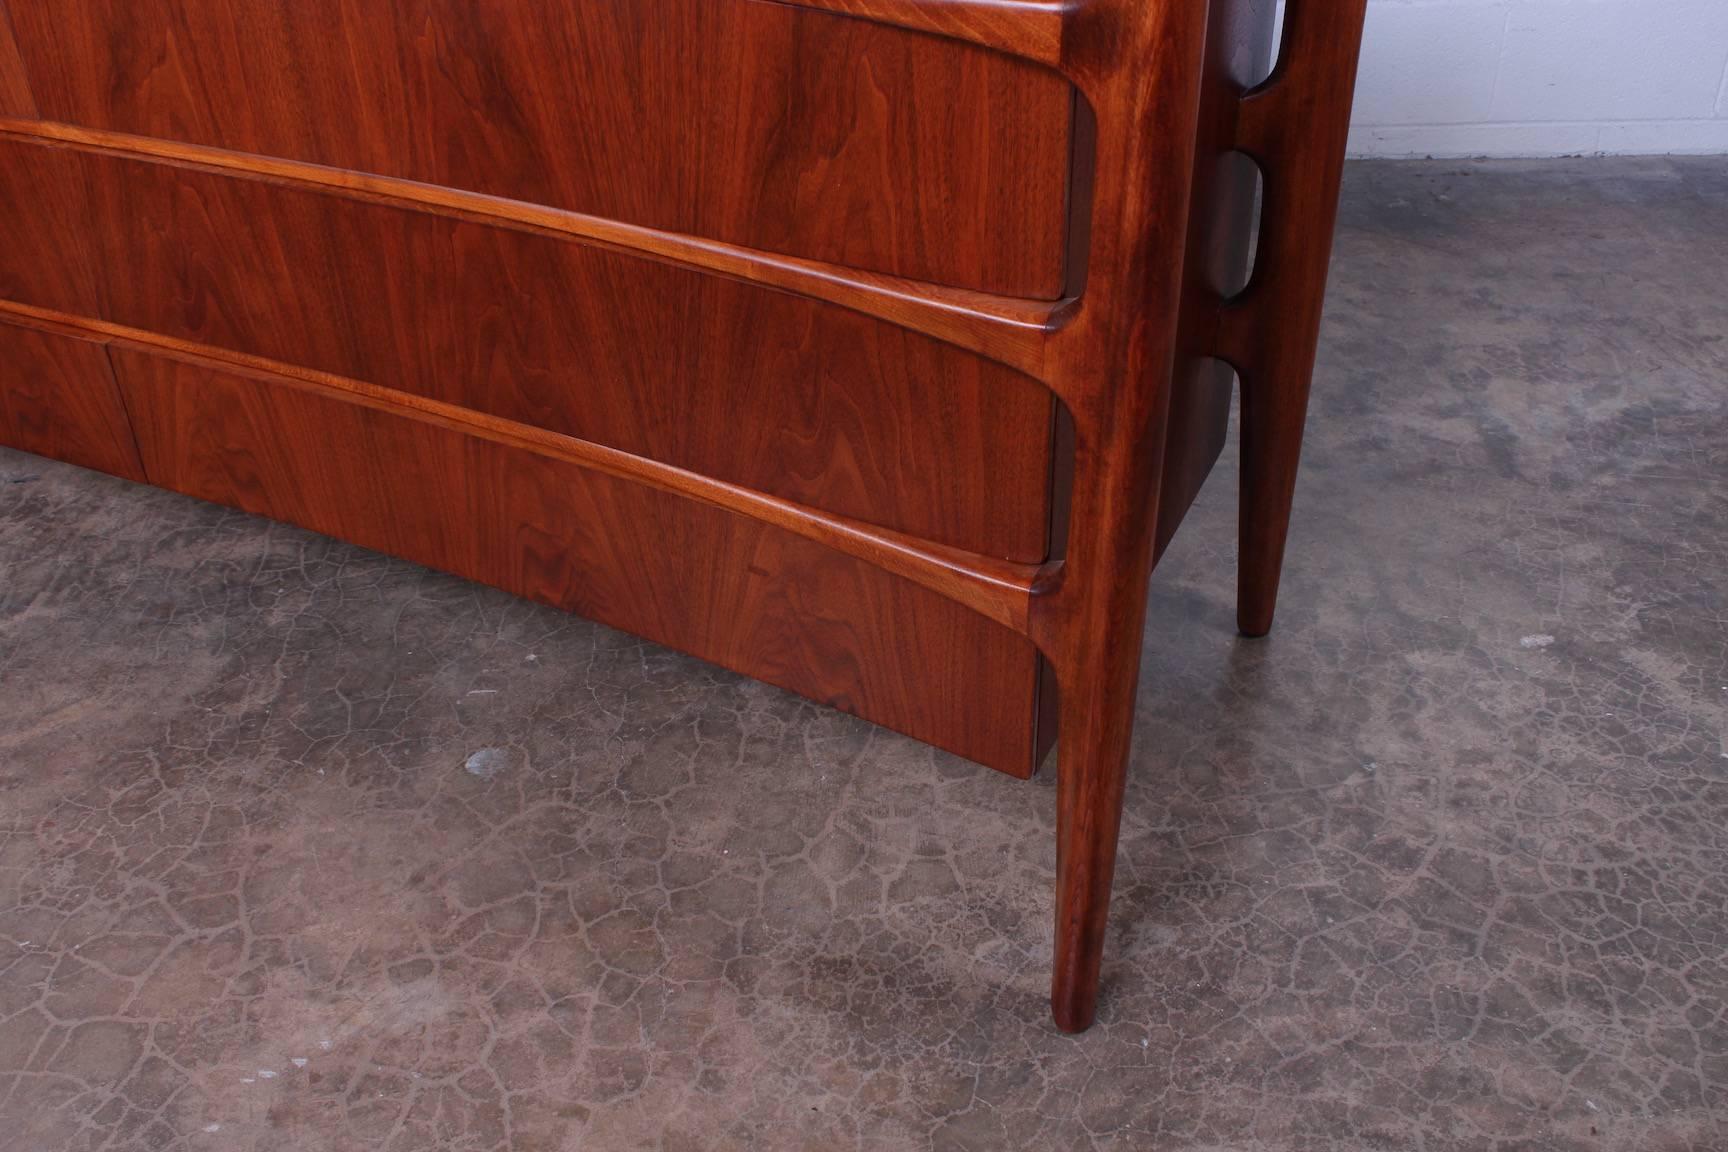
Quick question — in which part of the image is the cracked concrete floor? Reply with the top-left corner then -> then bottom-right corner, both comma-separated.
2,158 -> 1726,1151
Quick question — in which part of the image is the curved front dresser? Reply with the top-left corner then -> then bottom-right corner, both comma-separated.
0,0 -> 1369,1030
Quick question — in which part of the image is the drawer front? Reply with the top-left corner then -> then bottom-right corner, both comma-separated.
0,9 -> 30,117
111,346 -> 1045,776
5,0 -> 1075,299
0,138 -> 1057,563
0,319 -> 143,481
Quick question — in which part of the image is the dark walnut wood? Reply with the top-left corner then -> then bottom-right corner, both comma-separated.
4,0 -> 1074,298
111,343 -> 1047,774
0,0 -> 1367,1031
0,138 -> 1057,564
0,319 -> 141,480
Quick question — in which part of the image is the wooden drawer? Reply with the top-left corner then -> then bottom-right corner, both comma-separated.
0,137 -> 1057,563
3,0 -> 1075,298
0,318 -> 142,481
107,342 -> 1046,775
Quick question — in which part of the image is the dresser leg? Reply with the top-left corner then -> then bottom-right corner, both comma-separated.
1236,364 -> 1311,639
1228,1 -> 1370,639
1049,656 -> 1139,1033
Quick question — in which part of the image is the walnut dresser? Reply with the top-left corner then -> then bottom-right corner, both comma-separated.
0,0 -> 1367,1031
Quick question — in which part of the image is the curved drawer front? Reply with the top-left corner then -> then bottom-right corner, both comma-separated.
107,346 -> 1044,775
5,0 -> 1075,299
0,138 -> 1056,563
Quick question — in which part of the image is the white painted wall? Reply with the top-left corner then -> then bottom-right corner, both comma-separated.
1280,0 -> 1728,158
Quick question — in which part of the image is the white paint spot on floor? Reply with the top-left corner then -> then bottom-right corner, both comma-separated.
1520,634 -> 1555,649
465,748 -> 509,780
319,1038 -> 333,1050
291,1057 -> 308,1068
203,1123 -> 221,1133
258,1069 -> 277,1079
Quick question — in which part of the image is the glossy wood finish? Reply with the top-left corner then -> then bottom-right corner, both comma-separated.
0,0 -> 1368,1031
1031,0 -> 1364,1034
0,296 -> 1050,644
6,0 -> 1074,298
0,137 -> 1056,563
108,342 -> 1043,773
0,3 -> 32,117
0,319 -> 142,480
1218,2 -> 1371,638
0,118 -> 1064,381
1160,0 -> 1279,562
788,0 -> 1069,65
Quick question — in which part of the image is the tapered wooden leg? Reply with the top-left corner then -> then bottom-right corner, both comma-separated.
1237,363 -> 1312,638
1225,1 -> 1370,638
1049,650 -> 1141,1033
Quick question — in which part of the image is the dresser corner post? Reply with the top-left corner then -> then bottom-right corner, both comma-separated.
1041,0 -> 1214,1034
1048,597 -> 1157,1033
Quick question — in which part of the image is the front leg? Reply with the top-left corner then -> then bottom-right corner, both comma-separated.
1049,645 -> 1143,1032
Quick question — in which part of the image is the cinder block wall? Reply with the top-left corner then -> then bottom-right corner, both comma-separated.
1278,0 -> 1728,157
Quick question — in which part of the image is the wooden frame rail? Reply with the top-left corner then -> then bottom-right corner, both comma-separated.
779,0 -> 1370,1030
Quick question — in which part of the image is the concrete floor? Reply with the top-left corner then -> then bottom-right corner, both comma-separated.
1,157 -> 1725,1151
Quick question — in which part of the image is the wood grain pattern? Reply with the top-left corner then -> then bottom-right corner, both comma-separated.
112,344 -> 1044,776
0,319 -> 142,480
0,136 -> 98,314
0,296 -> 1049,638
0,0 -> 1370,1033
783,0 -> 1069,65
0,136 -> 1057,564
1220,0 -> 1370,637
6,0 -> 1074,298
0,118 -> 1061,381
0,2 -> 34,117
